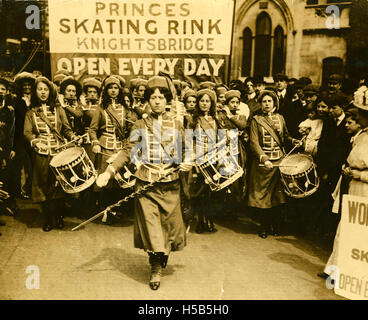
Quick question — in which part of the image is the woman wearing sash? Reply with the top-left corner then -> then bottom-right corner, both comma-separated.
190,88 -> 219,233
24,77 -> 79,232
96,75 -> 189,290
89,75 -> 137,215
248,90 -> 297,238
216,90 -> 248,209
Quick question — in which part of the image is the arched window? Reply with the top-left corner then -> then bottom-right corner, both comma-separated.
322,57 -> 343,86
242,28 -> 252,77
254,12 -> 271,77
273,26 -> 285,75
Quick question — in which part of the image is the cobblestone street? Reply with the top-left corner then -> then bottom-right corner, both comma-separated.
0,199 -> 344,300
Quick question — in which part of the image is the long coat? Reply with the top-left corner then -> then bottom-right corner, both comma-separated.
24,105 -> 76,202
247,113 -> 292,208
110,112 -> 186,254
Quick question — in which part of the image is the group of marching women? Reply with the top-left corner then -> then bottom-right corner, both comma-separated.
2,69 -> 367,290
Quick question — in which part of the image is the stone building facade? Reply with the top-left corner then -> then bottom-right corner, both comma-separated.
231,0 -> 352,86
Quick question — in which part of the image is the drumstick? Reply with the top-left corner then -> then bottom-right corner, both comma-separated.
259,164 -> 298,167
55,133 -> 88,151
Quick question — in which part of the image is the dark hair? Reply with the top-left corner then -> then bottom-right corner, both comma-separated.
183,93 -> 196,106
258,90 -> 279,111
30,79 -> 56,110
345,107 -> 360,122
192,91 -> 217,129
122,91 -> 134,108
83,84 -> 101,96
101,82 -> 124,109
225,95 -> 240,106
144,86 -> 173,104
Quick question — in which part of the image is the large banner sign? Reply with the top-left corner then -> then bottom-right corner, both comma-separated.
48,0 -> 235,83
335,195 -> 368,300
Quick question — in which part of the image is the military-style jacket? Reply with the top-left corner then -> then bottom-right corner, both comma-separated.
111,112 -> 185,183
89,101 -> 137,150
24,105 -> 76,156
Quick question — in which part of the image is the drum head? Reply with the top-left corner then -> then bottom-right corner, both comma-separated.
279,153 -> 313,175
50,147 -> 83,167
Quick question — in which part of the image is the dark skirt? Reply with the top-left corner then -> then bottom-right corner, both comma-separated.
133,179 -> 186,254
247,158 -> 286,209
31,152 -> 64,203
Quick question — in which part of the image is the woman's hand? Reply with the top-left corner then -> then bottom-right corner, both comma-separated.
343,167 -> 361,180
92,144 -> 101,154
96,172 -> 111,188
264,160 -> 273,169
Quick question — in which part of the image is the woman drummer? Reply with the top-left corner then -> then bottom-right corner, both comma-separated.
96,75 -> 189,290
216,89 -> 248,208
247,90 -> 298,238
89,75 -> 137,215
24,76 -> 81,232
190,88 -> 220,233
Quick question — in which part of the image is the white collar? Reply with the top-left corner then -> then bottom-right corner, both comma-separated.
278,88 -> 287,98
336,113 -> 345,125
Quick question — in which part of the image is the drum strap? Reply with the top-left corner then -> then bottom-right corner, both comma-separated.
254,115 -> 285,153
32,109 -> 64,143
105,107 -> 127,143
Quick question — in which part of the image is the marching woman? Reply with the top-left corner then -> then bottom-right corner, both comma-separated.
182,88 -> 196,129
248,90 -> 298,238
89,75 -> 137,215
80,77 -> 102,163
96,75 -> 190,290
58,76 -> 84,136
216,90 -> 249,207
24,76 -> 81,232
190,88 -> 220,233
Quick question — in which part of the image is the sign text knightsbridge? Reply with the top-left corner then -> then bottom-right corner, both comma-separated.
48,0 -> 234,82
129,121 -> 239,175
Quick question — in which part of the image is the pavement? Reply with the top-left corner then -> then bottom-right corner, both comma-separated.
0,199 -> 344,300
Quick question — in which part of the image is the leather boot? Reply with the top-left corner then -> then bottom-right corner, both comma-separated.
196,213 -> 205,234
205,217 -> 217,233
148,253 -> 162,290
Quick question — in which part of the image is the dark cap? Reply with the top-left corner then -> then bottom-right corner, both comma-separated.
303,84 -> 319,95
328,74 -> 343,84
274,73 -> 288,82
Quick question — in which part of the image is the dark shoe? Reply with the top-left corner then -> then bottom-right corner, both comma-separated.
196,220 -> 205,234
206,222 -> 217,233
55,216 -> 64,230
160,255 -> 169,269
149,254 -> 162,290
0,219 -> 5,226
42,224 -> 53,232
258,231 -> 268,239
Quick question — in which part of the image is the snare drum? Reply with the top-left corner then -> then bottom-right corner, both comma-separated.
279,153 -> 319,198
196,152 -> 243,192
106,152 -> 136,189
50,147 -> 97,194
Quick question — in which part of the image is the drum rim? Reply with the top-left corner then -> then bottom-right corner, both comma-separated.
50,147 -> 85,168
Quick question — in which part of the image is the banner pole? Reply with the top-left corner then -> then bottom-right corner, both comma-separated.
226,0 -> 236,86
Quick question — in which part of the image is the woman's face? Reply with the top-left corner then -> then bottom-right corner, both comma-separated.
345,117 -> 361,135
217,93 -> 226,104
198,94 -> 212,113
64,84 -> 76,99
22,81 -> 32,94
185,96 -> 196,111
86,87 -> 98,100
36,82 -> 50,102
228,97 -> 240,111
107,84 -> 120,99
261,95 -> 274,113
317,101 -> 329,117
124,95 -> 131,108
149,88 -> 167,114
